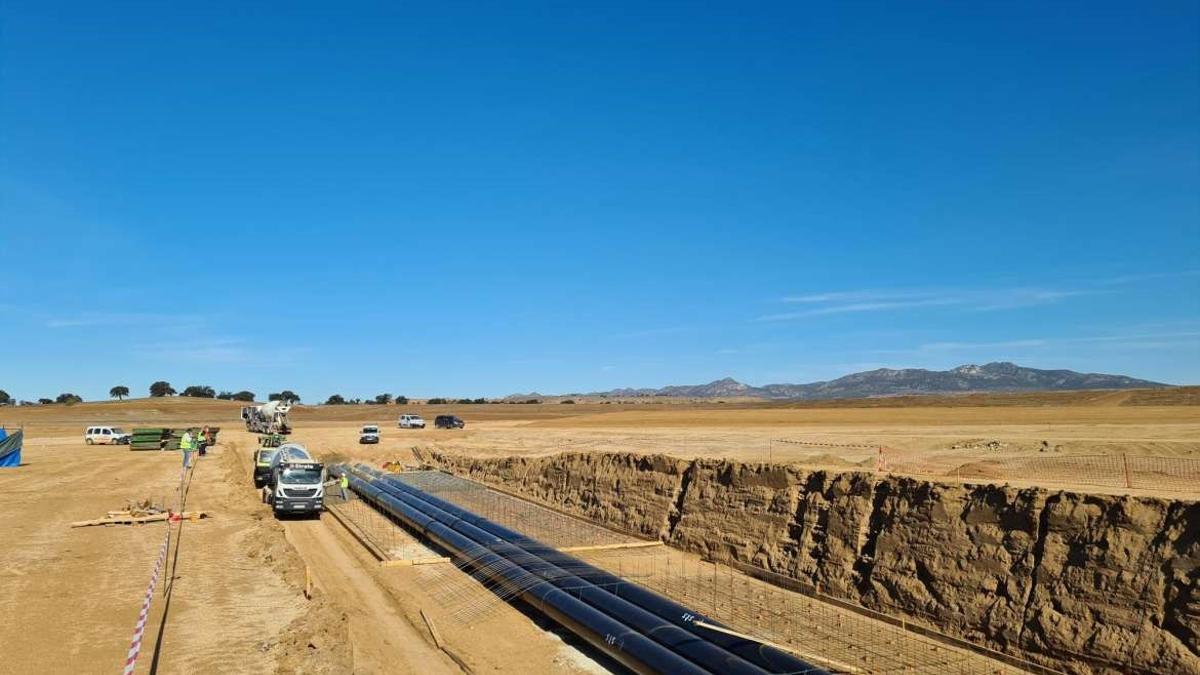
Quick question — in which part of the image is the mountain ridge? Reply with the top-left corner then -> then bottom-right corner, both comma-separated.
510,362 -> 1171,400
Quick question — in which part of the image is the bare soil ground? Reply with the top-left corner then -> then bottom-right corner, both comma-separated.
0,389 -> 1194,673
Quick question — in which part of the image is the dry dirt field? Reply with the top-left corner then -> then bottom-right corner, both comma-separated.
0,389 -> 1195,673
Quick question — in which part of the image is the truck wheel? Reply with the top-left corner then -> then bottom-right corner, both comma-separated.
85,438 -> 93,445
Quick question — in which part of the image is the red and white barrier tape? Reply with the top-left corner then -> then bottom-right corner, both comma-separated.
122,527 -> 171,675
121,461 -> 192,674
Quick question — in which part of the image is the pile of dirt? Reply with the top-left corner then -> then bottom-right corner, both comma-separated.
426,450 -> 1199,675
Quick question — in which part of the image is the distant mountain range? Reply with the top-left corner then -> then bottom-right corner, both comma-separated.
521,362 -> 1170,401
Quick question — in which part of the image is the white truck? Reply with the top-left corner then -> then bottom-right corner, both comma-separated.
262,443 -> 324,517
242,401 -> 293,435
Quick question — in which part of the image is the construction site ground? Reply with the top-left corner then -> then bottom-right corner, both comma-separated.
0,391 -> 1195,673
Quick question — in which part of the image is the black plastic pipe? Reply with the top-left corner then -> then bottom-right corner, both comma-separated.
344,467 -> 772,675
340,472 -> 711,675
367,468 -> 829,675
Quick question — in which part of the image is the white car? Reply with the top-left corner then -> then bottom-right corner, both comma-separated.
398,414 -> 426,429
85,426 -> 130,445
359,425 -> 380,444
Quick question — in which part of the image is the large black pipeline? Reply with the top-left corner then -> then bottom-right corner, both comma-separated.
365,467 -> 828,675
342,472 -> 709,675
343,467 -> 771,675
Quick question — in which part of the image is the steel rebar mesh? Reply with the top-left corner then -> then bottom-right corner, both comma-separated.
355,472 -> 1036,673
580,550 -> 1031,675
391,471 -> 641,548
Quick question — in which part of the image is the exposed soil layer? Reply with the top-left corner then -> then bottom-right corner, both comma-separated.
426,450 -> 1200,675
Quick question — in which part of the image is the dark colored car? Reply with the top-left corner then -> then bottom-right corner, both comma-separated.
434,415 -> 465,429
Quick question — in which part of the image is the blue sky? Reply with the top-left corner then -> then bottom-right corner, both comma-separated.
2,1 -> 1198,402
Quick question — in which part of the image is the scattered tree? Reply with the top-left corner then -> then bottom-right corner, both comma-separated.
279,390 -> 300,403
56,393 -> 83,404
38,398 -> 53,405
181,385 -> 216,398
109,385 -> 130,401
149,381 -> 176,397
427,397 -> 448,404
232,391 -> 256,402
560,399 -> 576,404
394,395 -> 408,405
325,394 -> 346,405
374,393 -> 393,405
216,391 -> 234,400
0,390 -> 11,405
268,392 -> 282,401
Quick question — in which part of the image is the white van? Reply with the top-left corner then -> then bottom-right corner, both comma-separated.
398,414 -> 425,429
85,426 -> 130,445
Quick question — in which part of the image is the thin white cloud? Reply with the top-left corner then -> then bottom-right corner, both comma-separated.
903,331 -> 1200,354
136,338 -> 309,367
765,269 -> 1198,322
45,312 -> 201,328
761,285 -> 1100,321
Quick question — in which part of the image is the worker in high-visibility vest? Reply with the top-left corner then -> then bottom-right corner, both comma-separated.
180,430 -> 194,468
339,473 -> 349,501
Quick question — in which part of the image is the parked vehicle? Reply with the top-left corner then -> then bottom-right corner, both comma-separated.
359,425 -> 380,444
253,447 -> 279,488
263,444 -> 324,517
398,414 -> 426,429
434,415 -> 465,429
85,426 -> 131,445
241,401 -> 293,435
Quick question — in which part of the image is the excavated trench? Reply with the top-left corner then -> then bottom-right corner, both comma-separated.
423,450 -> 1200,675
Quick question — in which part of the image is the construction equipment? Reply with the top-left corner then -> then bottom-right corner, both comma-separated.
241,401 -> 293,435
263,444 -> 324,517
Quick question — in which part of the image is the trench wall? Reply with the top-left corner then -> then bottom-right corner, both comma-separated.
426,451 -> 1199,675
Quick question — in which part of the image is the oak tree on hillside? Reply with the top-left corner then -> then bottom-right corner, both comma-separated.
56,393 -> 83,404
149,381 -> 176,397
280,390 -> 300,403
232,391 -> 256,402
394,395 -> 408,405
181,385 -> 216,398
38,398 -> 53,405
110,386 -> 130,401
0,390 -> 11,405
325,394 -> 346,405
374,393 -> 393,405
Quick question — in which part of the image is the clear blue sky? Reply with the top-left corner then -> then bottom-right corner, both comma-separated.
2,1 -> 1197,402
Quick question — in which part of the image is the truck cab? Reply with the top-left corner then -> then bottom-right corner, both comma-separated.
264,444 -> 324,517
253,447 -> 278,487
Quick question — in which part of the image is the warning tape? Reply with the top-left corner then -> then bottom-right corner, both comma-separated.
121,460 -> 192,674
122,527 -> 171,674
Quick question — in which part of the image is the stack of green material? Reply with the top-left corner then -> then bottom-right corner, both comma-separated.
130,427 -> 166,451
163,428 -> 186,451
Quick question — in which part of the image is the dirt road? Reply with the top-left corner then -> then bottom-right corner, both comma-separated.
281,517 -> 455,674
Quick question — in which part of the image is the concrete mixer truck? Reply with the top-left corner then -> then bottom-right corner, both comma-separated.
241,400 -> 293,434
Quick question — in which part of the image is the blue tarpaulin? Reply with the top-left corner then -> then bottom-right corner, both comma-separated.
0,429 -> 22,468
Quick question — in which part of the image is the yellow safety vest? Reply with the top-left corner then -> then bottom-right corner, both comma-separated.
180,435 -> 193,450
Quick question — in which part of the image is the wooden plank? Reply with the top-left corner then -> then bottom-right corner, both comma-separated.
557,541 -> 663,554
420,609 -> 444,650
380,555 -> 452,568
70,511 -> 207,528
